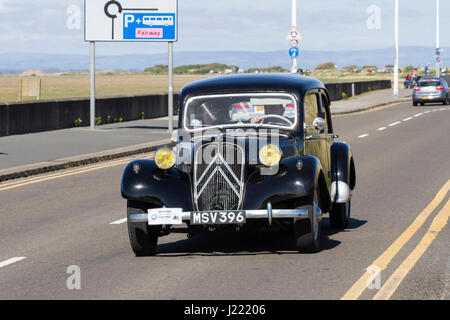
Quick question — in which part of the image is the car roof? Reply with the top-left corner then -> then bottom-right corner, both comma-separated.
179,73 -> 326,105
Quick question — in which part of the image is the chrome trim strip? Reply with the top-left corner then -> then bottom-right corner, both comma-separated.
217,167 -> 241,198
217,153 -> 241,184
129,214 -> 148,222
195,167 -> 218,201
195,153 -> 218,186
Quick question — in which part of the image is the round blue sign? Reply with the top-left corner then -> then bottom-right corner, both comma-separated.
289,47 -> 299,58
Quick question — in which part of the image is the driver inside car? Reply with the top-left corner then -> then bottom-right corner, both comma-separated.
250,105 -> 287,125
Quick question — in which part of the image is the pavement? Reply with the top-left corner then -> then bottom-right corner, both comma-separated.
0,100 -> 448,300
0,86 -> 411,181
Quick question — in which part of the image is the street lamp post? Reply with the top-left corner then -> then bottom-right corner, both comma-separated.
436,0 -> 440,78
393,0 -> 399,98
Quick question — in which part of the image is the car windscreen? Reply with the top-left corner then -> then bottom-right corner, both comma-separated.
183,93 -> 297,131
418,80 -> 441,87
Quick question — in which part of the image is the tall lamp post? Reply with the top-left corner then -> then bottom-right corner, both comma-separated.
436,0 -> 440,78
393,0 -> 399,98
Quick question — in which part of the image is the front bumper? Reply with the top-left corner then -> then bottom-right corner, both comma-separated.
129,204 -> 310,226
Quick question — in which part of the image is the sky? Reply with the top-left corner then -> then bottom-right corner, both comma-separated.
0,0 -> 449,56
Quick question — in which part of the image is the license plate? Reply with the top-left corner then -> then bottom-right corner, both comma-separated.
148,208 -> 183,225
255,106 -> 265,112
422,96 -> 430,99
190,211 -> 246,225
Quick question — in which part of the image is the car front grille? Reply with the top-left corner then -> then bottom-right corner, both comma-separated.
194,142 -> 244,211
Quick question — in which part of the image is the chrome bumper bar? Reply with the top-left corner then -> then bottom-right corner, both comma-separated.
129,202 -> 309,226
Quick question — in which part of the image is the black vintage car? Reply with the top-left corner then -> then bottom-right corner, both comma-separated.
121,73 -> 356,255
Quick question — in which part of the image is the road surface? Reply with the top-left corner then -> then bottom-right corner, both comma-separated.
0,101 -> 449,300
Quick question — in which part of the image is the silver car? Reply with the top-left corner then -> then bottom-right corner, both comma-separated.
412,78 -> 449,106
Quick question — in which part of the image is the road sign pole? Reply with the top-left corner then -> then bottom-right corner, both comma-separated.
393,0 -> 399,98
291,0 -> 297,73
90,41 -> 96,129
168,41 -> 174,133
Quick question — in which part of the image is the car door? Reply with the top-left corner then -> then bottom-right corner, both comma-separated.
303,91 -> 330,185
318,90 -> 336,187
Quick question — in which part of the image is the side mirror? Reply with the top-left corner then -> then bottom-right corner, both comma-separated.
313,118 -> 326,131
306,117 -> 326,132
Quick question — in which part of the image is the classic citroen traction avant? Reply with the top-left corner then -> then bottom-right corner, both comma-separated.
121,73 -> 356,256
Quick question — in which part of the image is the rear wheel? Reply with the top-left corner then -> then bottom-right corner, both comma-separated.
330,201 -> 351,229
443,96 -> 449,105
294,189 -> 321,253
127,201 -> 159,256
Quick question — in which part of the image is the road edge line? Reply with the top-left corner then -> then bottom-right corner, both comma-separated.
373,199 -> 450,300
341,179 -> 450,300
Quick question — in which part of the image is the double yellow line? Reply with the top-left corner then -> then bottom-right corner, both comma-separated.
0,152 -> 155,192
342,179 -> 450,300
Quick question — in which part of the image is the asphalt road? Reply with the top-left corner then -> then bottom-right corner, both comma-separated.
0,101 -> 449,300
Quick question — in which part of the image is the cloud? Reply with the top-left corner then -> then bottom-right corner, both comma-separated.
0,0 -> 448,55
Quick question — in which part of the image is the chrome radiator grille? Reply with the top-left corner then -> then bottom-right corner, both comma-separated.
194,142 -> 244,211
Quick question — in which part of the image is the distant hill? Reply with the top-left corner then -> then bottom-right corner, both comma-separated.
0,47 -> 447,74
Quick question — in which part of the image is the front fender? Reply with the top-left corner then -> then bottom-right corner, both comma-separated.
330,142 -> 356,203
121,160 -> 194,210
241,155 -> 328,210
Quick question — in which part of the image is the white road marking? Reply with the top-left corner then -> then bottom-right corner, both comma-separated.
358,134 -> 369,138
424,111 -> 430,114
0,257 -> 26,268
389,121 -> 401,127
110,218 -> 127,225
377,127 -> 387,131
414,113 -> 423,117
403,117 -> 413,121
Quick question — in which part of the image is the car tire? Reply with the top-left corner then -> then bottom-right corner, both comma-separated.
294,189 -> 321,253
443,96 -> 449,105
127,200 -> 159,256
413,102 -> 418,106
420,102 -> 425,106
329,201 -> 351,229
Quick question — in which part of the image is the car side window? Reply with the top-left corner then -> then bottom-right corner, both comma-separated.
304,93 -> 319,133
319,93 -> 332,134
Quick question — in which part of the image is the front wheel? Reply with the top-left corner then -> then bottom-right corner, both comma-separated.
329,201 -> 351,229
294,189 -> 321,253
127,201 -> 159,256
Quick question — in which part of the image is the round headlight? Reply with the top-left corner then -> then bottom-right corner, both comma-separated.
259,144 -> 282,167
154,147 -> 176,170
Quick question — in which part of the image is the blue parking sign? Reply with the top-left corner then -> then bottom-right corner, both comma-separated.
289,47 -> 299,58
123,13 -> 176,41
